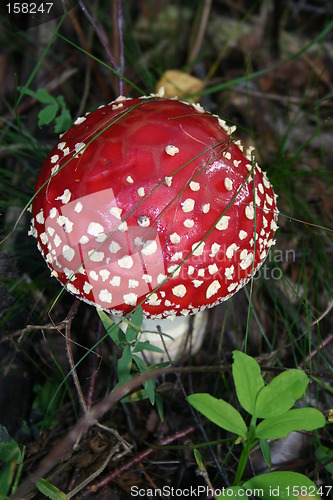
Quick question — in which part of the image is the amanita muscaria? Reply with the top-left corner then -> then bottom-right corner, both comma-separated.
29,94 -> 278,356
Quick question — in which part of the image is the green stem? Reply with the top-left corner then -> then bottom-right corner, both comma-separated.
234,442 -> 250,485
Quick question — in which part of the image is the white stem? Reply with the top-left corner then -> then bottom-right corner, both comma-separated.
116,311 -> 208,362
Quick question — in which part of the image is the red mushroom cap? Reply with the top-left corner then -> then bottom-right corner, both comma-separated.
29,96 -> 279,319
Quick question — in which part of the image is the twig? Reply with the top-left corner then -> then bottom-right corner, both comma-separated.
188,0 -> 212,65
77,425 -> 197,498
78,0 -> 119,73
65,301 -> 88,414
67,446 -> 117,498
11,365 -> 230,500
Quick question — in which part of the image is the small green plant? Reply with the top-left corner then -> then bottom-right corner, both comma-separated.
0,426 -> 73,499
98,307 -> 167,418
17,87 -> 72,133
188,351 -> 326,498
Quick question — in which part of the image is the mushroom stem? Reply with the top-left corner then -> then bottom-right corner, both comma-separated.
115,311 -> 209,363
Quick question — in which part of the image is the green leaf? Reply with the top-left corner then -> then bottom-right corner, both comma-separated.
133,341 -> 164,354
0,431 -> 21,497
155,393 -> 164,421
117,345 -> 132,384
38,103 -> 59,127
243,471 -> 321,499
125,307 -> 143,343
97,310 -> 126,347
232,351 -> 264,415
35,88 -> 58,104
36,478 -> 68,499
315,445 -> 333,474
254,370 -> 309,418
193,449 -> 206,472
255,408 -> 326,440
260,439 -> 271,470
218,486 -> 248,499
54,107 -> 72,133
132,354 -> 155,404
187,393 -> 247,436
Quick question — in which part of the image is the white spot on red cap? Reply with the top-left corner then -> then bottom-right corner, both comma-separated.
245,203 -> 255,220
74,143 -> 86,156
142,240 -> 158,256
172,284 -> 187,298
227,283 -> 238,292
266,193 -> 273,205
118,255 -> 133,269
83,282 -> 93,294
110,276 -> 121,286
226,243 -> 239,258
147,293 -> 161,306
215,216 -> 230,231
138,187 -> 145,197
165,145 -> 179,156
79,235 -> 89,245
224,178 -> 233,191
74,116 -> 86,125
165,176 -> 173,187
209,243 -> 220,257
170,232 -> 181,244
50,155 -> 59,164
62,245 -> 75,262
192,103 -> 205,113
181,198 -> 195,213
239,230 -> 247,240
225,265 -> 234,280
99,270 -> 110,281
99,289 -> 112,304
54,234 -> 62,247
39,233 -> 49,245
168,265 -> 181,277
189,181 -> 200,191
184,219 -> 194,228
118,221 -> 128,232
208,263 -> 218,275
124,293 -> 138,305
126,176 -> 134,184
49,208 -> 57,218
55,189 -> 72,204
36,210 -> 45,224
88,250 -> 105,262
74,202 -> 83,213
192,241 -> 205,256
67,283 -> 79,294
202,203 -> 210,213
51,165 -> 59,175
138,215 -> 150,227
110,207 -> 123,219
57,215 -> 73,233
87,222 -> 104,237
109,241 -> 121,253
171,252 -> 183,261
206,280 -> 221,299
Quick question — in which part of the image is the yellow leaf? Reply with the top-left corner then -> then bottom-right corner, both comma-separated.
156,70 -> 204,102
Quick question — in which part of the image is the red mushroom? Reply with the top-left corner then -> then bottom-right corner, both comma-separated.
29,94 -> 278,357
